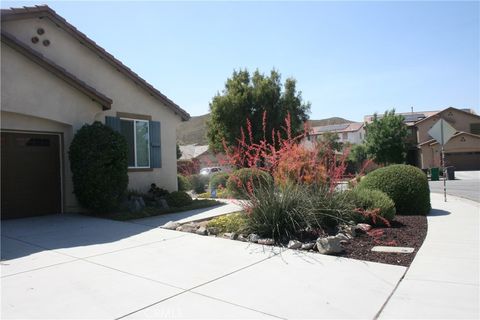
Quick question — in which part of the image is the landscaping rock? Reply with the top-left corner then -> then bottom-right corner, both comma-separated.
287,240 -> 302,249
207,227 -> 220,236
162,221 -> 180,230
301,242 -> 315,250
316,236 -> 343,254
339,225 -> 356,238
237,234 -> 248,242
335,233 -> 351,241
176,223 -> 197,233
248,233 -> 260,243
258,238 -> 275,245
196,226 -> 207,235
223,232 -> 238,240
356,223 -> 372,232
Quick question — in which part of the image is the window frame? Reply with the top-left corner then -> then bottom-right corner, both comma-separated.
120,117 -> 151,169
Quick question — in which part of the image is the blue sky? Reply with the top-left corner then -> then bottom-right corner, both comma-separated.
2,1 -> 479,121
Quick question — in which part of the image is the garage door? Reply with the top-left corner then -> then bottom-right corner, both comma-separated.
445,152 -> 480,171
1,132 -> 62,219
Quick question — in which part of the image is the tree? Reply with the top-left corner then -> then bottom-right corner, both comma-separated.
319,132 -> 343,152
207,69 -> 310,152
364,109 -> 408,165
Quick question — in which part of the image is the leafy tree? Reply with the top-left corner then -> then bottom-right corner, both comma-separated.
364,109 -> 408,164
319,132 -> 343,152
207,69 -> 310,151
176,144 -> 182,160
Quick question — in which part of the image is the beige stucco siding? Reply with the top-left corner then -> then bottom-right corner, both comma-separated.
2,17 -> 183,201
419,134 -> 480,168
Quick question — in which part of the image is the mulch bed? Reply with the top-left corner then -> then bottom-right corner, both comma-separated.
339,215 -> 428,267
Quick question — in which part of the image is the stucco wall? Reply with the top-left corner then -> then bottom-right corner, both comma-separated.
2,17 -> 183,198
420,134 -> 480,168
416,109 -> 480,143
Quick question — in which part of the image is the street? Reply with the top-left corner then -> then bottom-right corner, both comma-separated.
429,171 -> 480,202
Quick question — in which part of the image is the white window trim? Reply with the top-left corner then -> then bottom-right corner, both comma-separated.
120,117 -> 150,169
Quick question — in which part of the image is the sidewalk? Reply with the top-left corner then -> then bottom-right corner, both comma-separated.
379,193 -> 480,319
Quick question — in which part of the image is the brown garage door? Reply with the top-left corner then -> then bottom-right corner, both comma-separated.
445,152 -> 480,171
1,132 -> 62,219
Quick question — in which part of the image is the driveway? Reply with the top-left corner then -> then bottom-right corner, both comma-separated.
1,211 -> 405,319
429,170 -> 480,202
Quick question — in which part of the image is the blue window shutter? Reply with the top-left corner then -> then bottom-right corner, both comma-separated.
105,116 -> 121,132
150,121 -> 161,168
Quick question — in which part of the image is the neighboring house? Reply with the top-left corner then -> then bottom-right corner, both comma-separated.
1,6 -> 190,219
178,144 -> 227,171
306,122 -> 365,146
415,107 -> 480,170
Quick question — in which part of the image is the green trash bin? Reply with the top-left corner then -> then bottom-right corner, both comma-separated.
431,167 -> 439,181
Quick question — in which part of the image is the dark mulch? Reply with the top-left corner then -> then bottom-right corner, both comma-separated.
339,215 -> 428,267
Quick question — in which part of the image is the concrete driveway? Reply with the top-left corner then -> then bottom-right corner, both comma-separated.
1,212 -> 406,319
429,170 -> 480,202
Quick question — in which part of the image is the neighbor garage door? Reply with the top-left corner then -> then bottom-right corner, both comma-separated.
1,131 -> 62,219
445,152 -> 480,171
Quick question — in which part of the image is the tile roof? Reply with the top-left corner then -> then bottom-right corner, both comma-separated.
311,122 -> 363,134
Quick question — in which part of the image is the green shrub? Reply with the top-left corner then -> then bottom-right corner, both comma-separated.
69,121 -> 128,212
348,188 -> 396,224
166,191 -> 193,207
358,164 -> 431,215
226,168 -> 273,198
209,172 -> 230,190
177,174 -> 191,191
207,212 -> 247,233
188,174 -> 209,194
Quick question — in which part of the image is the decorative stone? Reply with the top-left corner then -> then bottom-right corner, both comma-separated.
248,233 -> 260,243
207,227 -> 220,236
338,224 -> 356,238
356,223 -> 372,232
301,242 -> 315,250
258,238 -> 275,245
237,234 -> 248,242
316,236 -> 343,254
196,226 -> 207,235
287,240 -> 302,249
223,232 -> 238,240
176,223 -> 197,233
335,233 -> 351,241
371,246 -> 415,253
162,221 -> 180,230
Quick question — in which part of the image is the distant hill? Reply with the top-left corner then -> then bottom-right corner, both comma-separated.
177,114 -> 353,146
307,117 -> 352,127
177,114 -> 211,145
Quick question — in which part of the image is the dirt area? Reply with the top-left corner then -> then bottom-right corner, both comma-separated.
340,215 -> 428,267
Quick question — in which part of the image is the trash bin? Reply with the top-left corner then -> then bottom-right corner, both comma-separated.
430,167 -> 439,181
446,166 -> 455,180
210,188 -> 217,198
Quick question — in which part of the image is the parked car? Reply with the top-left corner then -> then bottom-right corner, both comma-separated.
200,167 -> 222,176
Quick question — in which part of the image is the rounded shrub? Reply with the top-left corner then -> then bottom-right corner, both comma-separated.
188,174 -> 209,194
166,191 -> 193,207
349,188 -> 396,224
357,164 -> 431,215
177,174 -> 191,191
69,121 -> 128,212
226,168 -> 272,198
209,172 -> 229,190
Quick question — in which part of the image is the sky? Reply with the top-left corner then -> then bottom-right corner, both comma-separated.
2,1 -> 479,122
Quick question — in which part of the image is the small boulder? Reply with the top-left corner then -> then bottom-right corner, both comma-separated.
356,223 -> 372,233
176,223 -> 197,233
316,236 -> 343,254
237,234 -> 248,242
223,232 -> 238,240
287,240 -> 302,249
335,233 -> 351,241
196,226 -> 207,235
301,242 -> 315,250
258,238 -> 275,245
248,234 -> 260,243
162,221 -> 180,230
207,227 -> 220,236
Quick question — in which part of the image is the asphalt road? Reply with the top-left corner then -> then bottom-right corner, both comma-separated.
429,171 -> 480,202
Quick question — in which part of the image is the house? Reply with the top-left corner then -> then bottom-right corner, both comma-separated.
306,122 -> 365,146
178,144 -> 228,173
415,107 -> 480,170
1,6 -> 190,219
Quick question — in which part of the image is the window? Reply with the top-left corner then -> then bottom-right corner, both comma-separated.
120,118 -> 150,168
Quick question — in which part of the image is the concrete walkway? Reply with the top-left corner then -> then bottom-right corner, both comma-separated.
379,193 -> 480,319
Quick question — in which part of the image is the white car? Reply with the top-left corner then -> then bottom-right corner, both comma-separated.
200,167 -> 222,176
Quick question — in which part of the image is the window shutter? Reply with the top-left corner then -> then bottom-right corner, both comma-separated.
149,121 -> 161,168
105,116 -> 121,132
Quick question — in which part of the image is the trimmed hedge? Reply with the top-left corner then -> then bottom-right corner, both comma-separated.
209,172 -> 229,190
69,121 -> 128,212
349,188 -> 396,224
166,191 -> 193,207
177,174 -> 191,191
226,168 -> 272,198
357,164 -> 431,215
